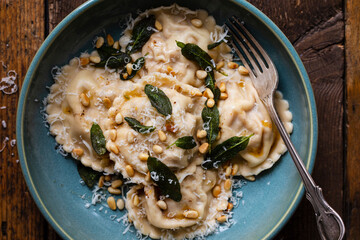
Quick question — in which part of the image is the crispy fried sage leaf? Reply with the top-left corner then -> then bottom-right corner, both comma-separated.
168,136 -> 197,149
126,15 -> 156,54
90,122 -> 107,155
124,117 -> 155,134
77,163 -> 102,188
202,135 -> 253,169
147,155 -> 182,202
144,84 -> 172,117
95,46 -> 131,69
207,36 -> 230,50
120,57 -> 145,80
202,104 -> 219,146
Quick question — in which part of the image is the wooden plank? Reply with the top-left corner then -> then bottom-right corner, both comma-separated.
0,0 -> 46,239
345,0 -> 360,238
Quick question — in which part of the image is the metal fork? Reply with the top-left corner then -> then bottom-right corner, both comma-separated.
225,16 -> 345,240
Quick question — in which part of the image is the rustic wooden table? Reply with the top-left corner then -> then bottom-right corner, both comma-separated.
0,0 -> 359,239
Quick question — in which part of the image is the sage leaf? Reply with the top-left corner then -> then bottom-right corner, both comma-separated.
202,135 -> 253,169
207,36 -> 230,50
144,84 -> 172,117
120,57 -> 145,80
95,45 -> 131,69
126,15 -> 156,54
90,122 -> 107,155
202,104 -> 219,146
168,136 -> 197,149
147,155 -> 182,202
77,163 -> 102,188
124,117 -> 155,134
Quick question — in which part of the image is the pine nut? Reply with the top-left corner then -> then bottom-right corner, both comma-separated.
228,61 -> 238,69
227,202 -> 234,211
206,98 -> 215,108
98,176 -> 105,188
191,89 -> 203,97
153,145 -> 163,154
122,73 -> 128,79
216,61 -> 224,70
245,175 -> 256,181
156,200 -> 167,210
117,199 -> 125,210
232,164 -> 239,176
106,142 -> 119,154
133,194 -> 140,206
238,66 -> 249,75
220,92 -> 228,100
216,131 -> 221,140
191,18 -> 203,28
80,57 -> 90,66
108,187 -> 121,195
96,36 -> 104,48
107,34 -> 114,46
108,107 -> 117,117
183,210 -> 199,219
224,179 -> 232,191
104,175 -> 111,181
217,215 -> 227,223
103,97 -> 112,108
79,93 -> 90,107
196,70 -> 207,80
203,88 -> 214,99
212,185 -> 221,198
127,132 -> 135,143
197,129 -> 207,139
111,179 -> 123,188
72,148 -> 84,157
199,143 -> 209,154
219,82 -> 226,93
108,129 -> 117,142
158,130 -> 167,142
225,166 -> 232,177
90,56 -> 101,63
115,113 -> 123,124
126,63 -> 133,75
113,41 -> 120,50
126,165 -> 135,177
138,153 -> 149,161
145,171 -> 151,182
155,20 -> 163,31
107,196 -> 116,210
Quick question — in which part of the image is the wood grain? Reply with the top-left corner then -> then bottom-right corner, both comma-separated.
0,0 -> 46,239
345,0 -> 360,238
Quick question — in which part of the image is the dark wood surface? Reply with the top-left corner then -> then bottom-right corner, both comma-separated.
0,0 -> 358,239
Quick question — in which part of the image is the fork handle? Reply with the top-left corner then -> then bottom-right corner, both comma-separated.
263,96 -> 345,240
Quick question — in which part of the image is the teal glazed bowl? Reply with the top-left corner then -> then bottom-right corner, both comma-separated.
17,0 -> 318,239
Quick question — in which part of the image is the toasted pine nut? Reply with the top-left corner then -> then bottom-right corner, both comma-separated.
80,57 -> 90,66
153,145 -> 163,154
127,132 -> 135,143
158,130 -> 167,142
225,166 -> 232,177
245,175 -> 256,181
191,18 -> 203,28
107,196 -> 116,210
108,187 -> 121,195
227,202 -> 234,211
197,129 -> 207,139
156,200 -> 167,210
107,34 -> 114,46
111,179 -> 123,188
106,142 -> 119,154
145,171 -> 151,182
232,164 -> 239,176
98,176 -> 105,188
238,66 -> 249,75
224,179 -> 232,191
96,36 -> 104,48
72,148 -> 84,157
113,41 -> 120,49
138,153 -> 149,161
191,89 -> 203,97
212,185 -> 221,198
117,199 -> 125,210
228,61 -> 239,69
220,92 -> 228,100
219,82 -> 226,93
103,97 -> 112,108
79,93 -> 90,107
115,113 -> 123,124
104,175 -> 111,181
126,63 -> 133,75
217,215 -> 227,223
90,56 -> 101,63
126,165 -> 135,177
199,143 -> 209,154
122,73 -> 128,79
133,194 -> 140,206
216,61 -> 224,70
155,20 -> 163,31
108,129 -> 117,142
206,98 -> 215,108
183,210 -> 199,219
203,88 -> 214,99
108,107 -> 117,117
196,70 -> 207,80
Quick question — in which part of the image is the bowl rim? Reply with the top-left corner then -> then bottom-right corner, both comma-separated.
16,0 -> 318,239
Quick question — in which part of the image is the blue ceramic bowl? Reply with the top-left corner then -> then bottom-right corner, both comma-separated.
17,0 -> 317,239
